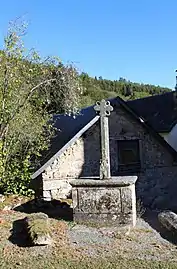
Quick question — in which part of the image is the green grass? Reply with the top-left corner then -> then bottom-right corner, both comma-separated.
0,252 -> 177,269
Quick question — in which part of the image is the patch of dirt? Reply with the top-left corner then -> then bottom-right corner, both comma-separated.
1,196 -> 177,268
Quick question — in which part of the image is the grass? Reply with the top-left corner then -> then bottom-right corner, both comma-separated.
0,250 -> 177,269
0,194 -> 32,210
0,195 -> 177,268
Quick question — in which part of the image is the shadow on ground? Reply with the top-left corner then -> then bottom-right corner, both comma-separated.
8,218 -> 32,247
142,209 -> 177,245
9,199 -> 73,247
13,199 -> 73,221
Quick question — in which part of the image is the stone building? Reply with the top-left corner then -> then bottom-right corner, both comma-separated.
31,92 -> 177,210
127,91 -> 177,149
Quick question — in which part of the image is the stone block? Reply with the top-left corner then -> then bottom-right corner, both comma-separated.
43,190 -> 51,201
78,187 -> 121,213
24,213 -> 53,246
43,180 -> 61,191
42,179 -> 72,199
71,176 -> 137,226
51,189 -> 59,199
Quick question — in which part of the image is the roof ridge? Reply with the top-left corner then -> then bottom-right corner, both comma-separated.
127,90 -> 174,103
116,96 -> 177,159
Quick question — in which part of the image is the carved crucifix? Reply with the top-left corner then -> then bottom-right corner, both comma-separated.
94,99 -> 113,179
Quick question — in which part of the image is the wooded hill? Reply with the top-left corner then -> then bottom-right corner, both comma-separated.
79,72 -> 172,108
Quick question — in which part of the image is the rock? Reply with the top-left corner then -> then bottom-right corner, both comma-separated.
24,213 -> 53,246
0,194 -> 5,203
158,211 -> 177,232
32,234 -> 53,246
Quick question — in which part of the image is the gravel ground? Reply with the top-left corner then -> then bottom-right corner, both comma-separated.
68,211 -> 177,261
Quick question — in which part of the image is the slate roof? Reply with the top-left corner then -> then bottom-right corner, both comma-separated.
42,91 -> 177,163
52,91 -> 177,150
40,107 -> 90,161
32,92 -> 177,179
127,91 -> 177,133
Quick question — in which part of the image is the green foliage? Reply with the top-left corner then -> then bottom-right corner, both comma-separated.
0,155 -> 34,196
0,19 -> 171,196
79,73 -> 171,107
0,19 -> 82,195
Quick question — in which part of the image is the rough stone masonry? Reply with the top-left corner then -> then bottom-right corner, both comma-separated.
35,96 -> 177,211
70,100 -> 137,226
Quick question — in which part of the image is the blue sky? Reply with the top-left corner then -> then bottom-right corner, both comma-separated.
0,0 -> 177,89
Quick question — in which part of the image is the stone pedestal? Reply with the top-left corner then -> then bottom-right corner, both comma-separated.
70,176 -> 137,226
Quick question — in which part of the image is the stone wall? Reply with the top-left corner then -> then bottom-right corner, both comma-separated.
109,109 -> 173,171
41,123 -> 101,182
42,179 -> 73,200
42,138 -> 85,180
137,166 -> 177,210
39,105 -> 177,209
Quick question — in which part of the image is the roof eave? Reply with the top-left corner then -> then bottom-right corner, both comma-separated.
31,115 -> 100,179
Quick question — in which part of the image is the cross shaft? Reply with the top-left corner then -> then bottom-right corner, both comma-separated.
94,99 -> 113,179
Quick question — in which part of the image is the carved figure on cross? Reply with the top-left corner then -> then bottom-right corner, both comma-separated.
94,99 -> 113,179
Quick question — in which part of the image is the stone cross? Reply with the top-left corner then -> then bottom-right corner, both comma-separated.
94,99 -> 113,179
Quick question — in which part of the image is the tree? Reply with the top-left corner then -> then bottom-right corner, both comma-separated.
0,19 -> 82,194
79,73 -> 171,107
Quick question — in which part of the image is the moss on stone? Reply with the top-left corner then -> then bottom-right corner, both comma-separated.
25,213 -> 52,245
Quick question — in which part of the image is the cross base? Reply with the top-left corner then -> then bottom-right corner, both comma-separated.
70,176 -> 137,227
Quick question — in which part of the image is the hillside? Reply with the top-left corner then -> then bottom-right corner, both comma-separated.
79,72 -> 172,107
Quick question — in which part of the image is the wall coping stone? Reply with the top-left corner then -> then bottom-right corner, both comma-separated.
70,176 -> 137,187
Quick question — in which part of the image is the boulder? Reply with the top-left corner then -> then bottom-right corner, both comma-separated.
158,211 -> 177,232
24,212 -> 53,246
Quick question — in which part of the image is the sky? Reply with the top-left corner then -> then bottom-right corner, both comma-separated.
0,0 -> 177,89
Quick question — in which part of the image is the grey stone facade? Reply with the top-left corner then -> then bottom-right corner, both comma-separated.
35,105 -> 177,210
